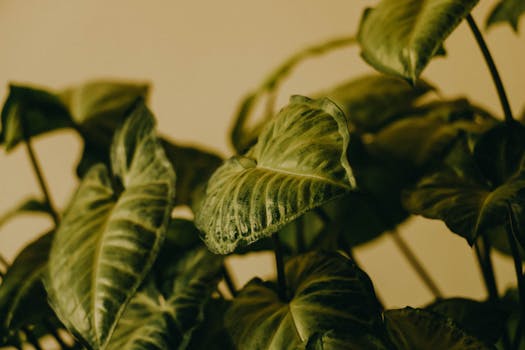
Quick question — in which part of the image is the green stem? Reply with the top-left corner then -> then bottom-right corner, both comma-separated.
222,265 -> 237,297
466,14 -> 514,124
272,234 -> 288,301
24,139 -> 60,226
506,205 -> 525,345
390,229 -> 444,299
474,237 -> 499,301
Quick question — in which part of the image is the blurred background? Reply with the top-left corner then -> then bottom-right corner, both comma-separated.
1,0 -> 524,309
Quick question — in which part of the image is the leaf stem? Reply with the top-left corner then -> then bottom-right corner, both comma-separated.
390,229 -> 443,298
24,139 -> 60,226
272,234 -> 288,301
506,205 -> 525,343
466,14 -> 514,124
222,265 -> 237,297
474,236 -> 499,301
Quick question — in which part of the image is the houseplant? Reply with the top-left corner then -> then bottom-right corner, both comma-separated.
0,0 -> 524,348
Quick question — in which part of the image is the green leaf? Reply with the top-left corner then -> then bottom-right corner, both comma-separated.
358,0 -> 479,82
305,331 -> 390,350
426,298 -> 510,344
384,308 -> 494,349
0,85 -> 72,151
403,128 -> 525,245
225,251 -> 383,350
230,36 -> 356,153
486,0 -> 525,32
187,299 -> 235,350
0,232 -> 55,330
196,96 -> 356,254
161,140 -> 223,207
319,74 -> 434,132
0,197 -> 51,228
46,103 -> 175,349
106,247 -> 223,350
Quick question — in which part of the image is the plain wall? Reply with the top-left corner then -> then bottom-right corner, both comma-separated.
1,0 -> 524,310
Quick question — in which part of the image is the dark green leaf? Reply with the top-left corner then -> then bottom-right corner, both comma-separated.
225,251 -> 383,350
196,96 -> 356,254
319,74 -> 434,132
486,0 -> 525,32
106,247 -> 223,350
187,299 -> 235,350
358,0 -> 479,82
0,85 -> 72,151
0,197 -> 51,228
426,298 -> 510,344
161,140 -> 223,207
305,331 -> 390,350
46,103 -> 175,349
384,308 -> 494,349
498,289 -> 525,349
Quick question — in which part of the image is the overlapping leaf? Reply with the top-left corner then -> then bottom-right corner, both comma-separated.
46,103 -> 175,349
106,247 -> 223,350
0,197 -> 50,228
486,0 -> 525,32
304,331 -> 390,350
196,96 -> 356,254
384,308 -> 494,349
358,0 -> 479,82
225,251 -> 383,350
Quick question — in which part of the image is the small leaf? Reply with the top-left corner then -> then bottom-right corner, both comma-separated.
426,298 -> 510,344
486,0 -> 525,32
384,307 -> 494,349
106,247 -> 223,350
319,74 -> 434,132
225,251 -> 383,350
46,103 -> 175,349
0,85 -> 72,151
358,0 -> 479,82
161,140 -> 223,207
0,197 -> 51,228
196,96 -> 356,254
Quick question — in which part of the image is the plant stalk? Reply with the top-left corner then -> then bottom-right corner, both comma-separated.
466,14 -> 514,124
390,229 -> 443,298
474,237 -> 499,301
272,234 -> 288,301
222,265 -> 237,297
24,139 -> 60,226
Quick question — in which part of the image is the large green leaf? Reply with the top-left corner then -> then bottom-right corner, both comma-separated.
46,103 -> 175,349
0,197 -> 51,229
0,85 -> 73,151
106,246 -> 223,350
358,0 -> 479,82
384,308 -> 494,349
404,126 -> 525,245
319,74 -> 434,132
196,96 -> 356,254
304,331 -> 390,350
225,251 -> 383,350
486,0 -> 525,32
425,298 -> 510,344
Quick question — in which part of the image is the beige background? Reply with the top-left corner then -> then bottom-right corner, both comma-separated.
0,0 -> 524,311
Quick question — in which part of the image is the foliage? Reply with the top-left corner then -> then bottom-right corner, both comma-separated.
1,1 -> 525,349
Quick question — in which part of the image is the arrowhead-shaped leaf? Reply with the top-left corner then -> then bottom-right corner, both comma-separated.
486,0 -> 525,32
106,246 -> 223,350
358,0 -> 479,82
0,85 -> 73,151
225,251 -> 383,350
46,103 -> 175,349
384,308 -> 494,349
196,96 -> 356,254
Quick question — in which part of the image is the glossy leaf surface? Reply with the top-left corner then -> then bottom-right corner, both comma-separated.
46,103 -> 175,349
358,0 -> 479,82
486,0 -> 525,31
226,251 -> 383,350
384,308 -> 493,349
196,96 -> 356,254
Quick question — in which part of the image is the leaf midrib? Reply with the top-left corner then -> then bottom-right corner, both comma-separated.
256,164 -> 350,189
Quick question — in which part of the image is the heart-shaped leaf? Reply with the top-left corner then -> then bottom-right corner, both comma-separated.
46,103 -> 175,349
0,197 -> 51,228
384,308 -> 494,349
486,0 -> 525,32
358,0 -> 479,82
196,96 -> 356,254
0,85 -> 73,151
106,246 -> 223,350
225,251 -> 383,349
